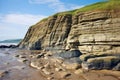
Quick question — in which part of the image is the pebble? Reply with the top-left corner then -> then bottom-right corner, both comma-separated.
20,55 -> 26,58
0,70 -> 9,77
42,69 -> 52,75
44,63 -> 50,68
18,59 -> 28,63
4,62 -> 10,65
36,54 -> 44,58
37,66 -> 45,70
55,68 -> 62,71
44,56 -> 49,60
74,69 -> 83,74
47,77 -> 54,80
15,54 -> 20,57
59,71 -> 71,78
29,55 -> 34,58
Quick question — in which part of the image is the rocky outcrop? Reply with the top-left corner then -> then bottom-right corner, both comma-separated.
67,10 -> 120,53
81,54 -> 120,70
0,45 -> 18,48
19,0 -> 120,70
113,63 -> 120,71
54,50 -> 82,59
19,10 -> 120,52
19,15 -> 72,50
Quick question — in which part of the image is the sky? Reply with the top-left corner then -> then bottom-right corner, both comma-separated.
0,0 -> 102,41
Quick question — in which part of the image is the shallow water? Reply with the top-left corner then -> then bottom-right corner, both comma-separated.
0,49 -> 46,80
0,53 -> 6,57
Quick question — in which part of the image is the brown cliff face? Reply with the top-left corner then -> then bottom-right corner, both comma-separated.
19,0 -> 120,52
19,14 -> 72,50
67,10 -> 120,53
19,1 -> 120,70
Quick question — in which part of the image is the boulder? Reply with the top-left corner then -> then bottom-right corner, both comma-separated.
0,45 -> 9,48
62,62 -> 81,70
80,52 -> 120,61
30,60 -> 41,69
113,63 -> 120,71
56,50 -> 82,59
0,45 -> 17,48
42,69 -> 52,75
82,56 -> 120,70
0,70 -> 9,77
47,77 -> 54,80
74,69 -> 84,74
36,53 -> 44,58
65,57 -> 82,64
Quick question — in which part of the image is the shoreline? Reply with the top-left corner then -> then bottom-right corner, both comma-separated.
0,48 -> 120,80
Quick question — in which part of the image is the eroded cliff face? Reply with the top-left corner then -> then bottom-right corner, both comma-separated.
19,1 -> 120,70
19,10 -> 120,52
19,14 -> 72,50
67,10 -> 120,54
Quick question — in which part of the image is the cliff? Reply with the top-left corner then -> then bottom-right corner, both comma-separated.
19,14 -> 72,50
19,0 -> 120,51
19,0 -> 120,70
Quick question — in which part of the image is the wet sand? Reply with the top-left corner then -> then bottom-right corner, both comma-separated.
0,49 -> 120,80
0,49 -> 47,80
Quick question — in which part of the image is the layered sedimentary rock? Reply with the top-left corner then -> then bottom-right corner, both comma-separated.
19,15 -> 72,50
19,10 -> 120,52
19,0 -> 120,70
68,10 -> 120,53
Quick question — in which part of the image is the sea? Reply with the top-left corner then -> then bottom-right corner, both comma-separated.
0,43 -> 18,46
0,39 -> 21,46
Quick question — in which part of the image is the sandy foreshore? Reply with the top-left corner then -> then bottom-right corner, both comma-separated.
0,49 -> 47,80
0,48 -> 120,80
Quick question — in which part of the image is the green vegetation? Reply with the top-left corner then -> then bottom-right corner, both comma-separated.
40,0 -> 120,22
53,0 -> 120,15
53,9 -> 78,16
40,17 -> 49,22
75,0 -> 120,13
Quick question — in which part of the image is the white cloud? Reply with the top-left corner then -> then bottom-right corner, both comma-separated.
29,0 -> 83,12
29,0 -> 59,4
49,0 -> 66,12
0,13 -> 47,40
68,5 -> 84,10
1,14 -> 47,26
0,23 -> 27,40
29,0 -> 66,12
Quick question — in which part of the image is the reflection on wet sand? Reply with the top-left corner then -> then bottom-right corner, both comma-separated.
0,49 -> 47,80
0,49 -> 120,80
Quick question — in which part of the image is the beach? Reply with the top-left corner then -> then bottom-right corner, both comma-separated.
0,48 -> 120,80
0,48 -> 47,80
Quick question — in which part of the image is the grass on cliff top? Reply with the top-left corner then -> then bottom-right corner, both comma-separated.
76,0 -> 120,12
58,0 -> 120,15
41,0 -> 120,21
